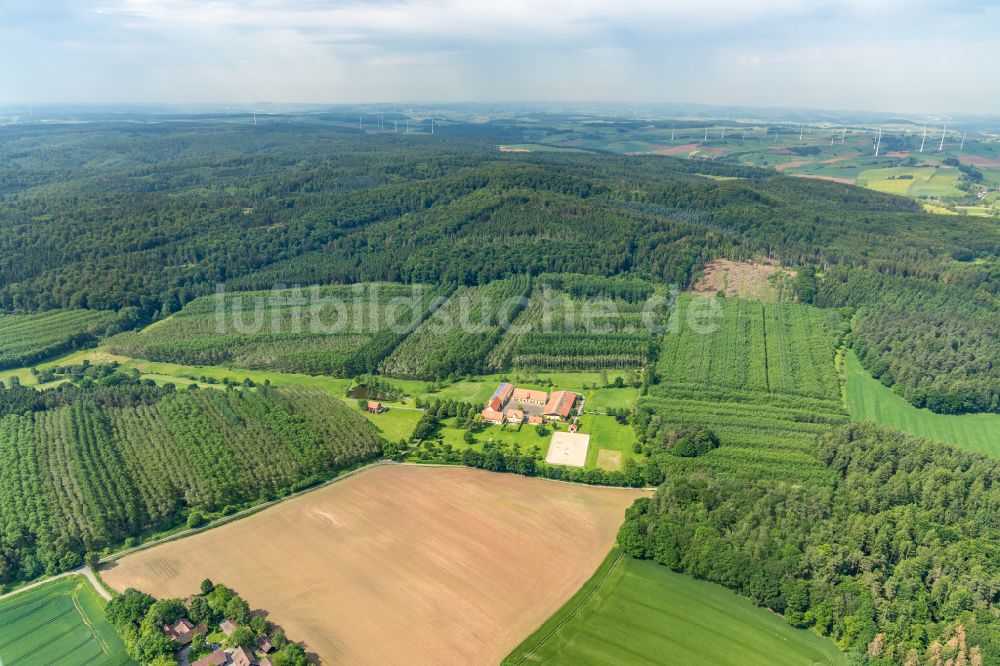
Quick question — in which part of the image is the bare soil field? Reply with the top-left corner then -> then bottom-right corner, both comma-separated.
653,142 -> 698,155
960,155 -> 1000,168
102,465 -> 646,665
775,160 -> 814,170
690,258 -> 796,301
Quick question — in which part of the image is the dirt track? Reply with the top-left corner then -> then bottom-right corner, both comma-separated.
102,465 -> 647,665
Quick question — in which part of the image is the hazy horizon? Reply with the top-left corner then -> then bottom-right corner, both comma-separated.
2,1 -> 998,115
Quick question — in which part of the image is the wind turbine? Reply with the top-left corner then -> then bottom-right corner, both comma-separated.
703,126 -> 708,142
252,112 -> 257,126
919,126 -> 927,152
799,124 -> 803,142
874,128 -> 882,157
938,124 -> 946,151
721,126 -> 725,140
960,131 -> 966,150
670,123 -> 675,141
431,117 -> 435,134
841,127 -> 846,143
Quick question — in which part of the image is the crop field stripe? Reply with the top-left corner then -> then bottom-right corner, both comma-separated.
505,549 -> 627,664
0,606 -> 76,649
505,551 -> 845,665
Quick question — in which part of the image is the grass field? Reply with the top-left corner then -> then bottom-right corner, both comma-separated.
363,407 -> 424,442
102,465 -> 647,665
845,350 -> 1000,457
579,414 -> 637,470
505,549 -> 845,665
0,576 -> 133,666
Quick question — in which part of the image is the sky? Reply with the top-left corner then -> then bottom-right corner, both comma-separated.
1,0 -> 997,114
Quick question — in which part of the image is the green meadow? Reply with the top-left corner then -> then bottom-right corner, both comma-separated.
845,350 -> 1000,457
0,576 -> 132,666
505,550 -> 845,666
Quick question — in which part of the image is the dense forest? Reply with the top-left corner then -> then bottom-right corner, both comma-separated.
618,423 -> 1000,663
1,122 -> 996,411
0,369 -> 383,585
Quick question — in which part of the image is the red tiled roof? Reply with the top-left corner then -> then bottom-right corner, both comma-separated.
481,407 -> 505,422
544,391 -> 576,418
489,383 -> 514,410
528,415 -> 544,424
505,409 -> 524,422
512,388 -> 547,403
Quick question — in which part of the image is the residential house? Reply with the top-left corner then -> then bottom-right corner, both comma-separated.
367,401 -> 385,413
231,646 -> 257,666
481,407 -> 505,425
192,649 -> 227,666
504,408 -> 524,424
163,618 -> 207,646
219,619 -> 238,636
257,636 -> 275,654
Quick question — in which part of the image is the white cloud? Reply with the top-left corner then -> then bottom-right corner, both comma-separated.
0,0 -> 996,112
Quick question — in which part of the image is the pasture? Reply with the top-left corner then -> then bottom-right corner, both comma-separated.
0,576 -> 132,666
101,465 -> 648,665
505,550 -> 845,665
845,350 -> 1000,457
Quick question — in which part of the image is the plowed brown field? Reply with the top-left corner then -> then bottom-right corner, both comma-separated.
102,465 -> 647,665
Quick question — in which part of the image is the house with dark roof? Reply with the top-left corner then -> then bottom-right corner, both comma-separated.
257,635 -> 275,654
231,646 -> 257,666
163,617 -> 207,646
192,649 -> 227,666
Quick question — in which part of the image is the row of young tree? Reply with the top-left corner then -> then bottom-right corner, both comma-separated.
0,373 -> 384,586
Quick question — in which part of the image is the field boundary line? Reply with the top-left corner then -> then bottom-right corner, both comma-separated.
505,549 -> 625,665
72,591 -> 109,655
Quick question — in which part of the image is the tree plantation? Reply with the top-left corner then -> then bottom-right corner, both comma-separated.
0,373 -> 382,584
106,283 -> 438,376
1,123 -> 996,413
0,309 -> 116,369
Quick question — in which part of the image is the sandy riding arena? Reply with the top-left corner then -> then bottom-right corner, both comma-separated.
102,465 -> 647,665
